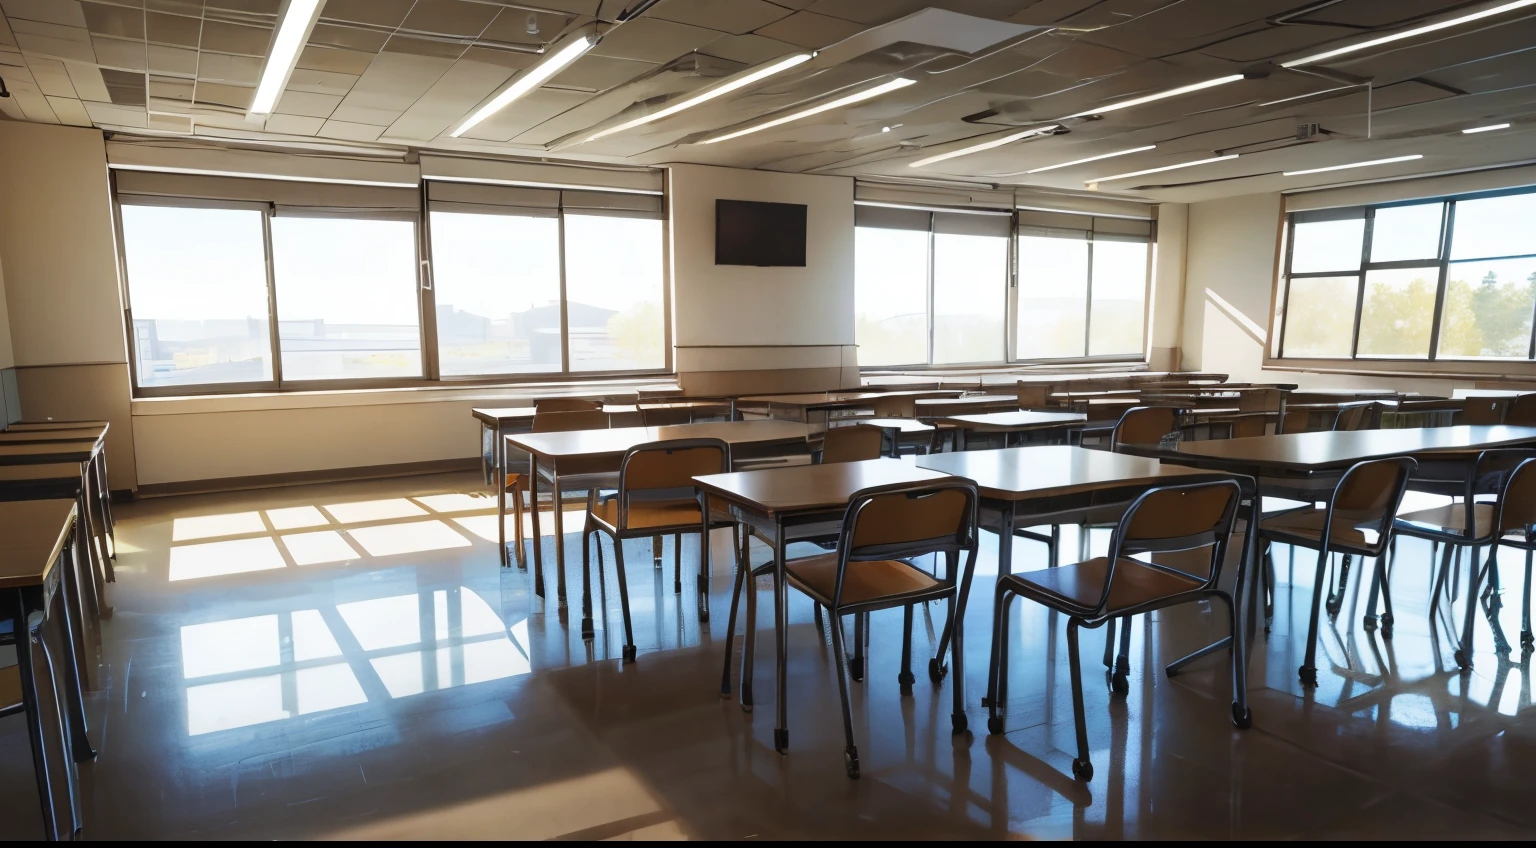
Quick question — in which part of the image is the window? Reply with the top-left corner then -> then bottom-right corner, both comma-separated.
1277,188 -> 1536,362
114,171 -> 669,395
1016,212 -> 1152,361
853,204 -> 1011,366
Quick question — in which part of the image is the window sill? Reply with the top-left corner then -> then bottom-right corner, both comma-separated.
1263,357 -> 1536,381
130,375 -> 679,416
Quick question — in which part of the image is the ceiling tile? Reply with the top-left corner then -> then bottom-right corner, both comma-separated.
195,80 -> 252,109
698,33 -> 802,66
752,10 -> 865,50
198,51 -> 262,86
320,118 -> 385,141
8,77 -> 61,122
63,59 -> 109,100
80,1 -> 144,39
652,0 -> 794,35
206,0 -> 281,14
329,103 -> 402,125
382,34 -> 468,61
264,112 -> 324,135
200,20 -> 272,56
805,0 -> 932,25
45,93 -> 92,124
338,50 -> 456,112
380,45 -> 530,142
591,17 -> 720,63
148,74 -> 192,101
101,66 -> 145,104
147,43 -> 197,75
26,55 -> 75,96
551,53 -> 655,92
146,111 -> 194,133
146,11 -> 200,47
0,13 -> 14,47
84,99 -> 147,126
320,0 -> 414,28
0,0 -> 87,28
475,87 -> 589,143
12,19 -> 97,62
145,1 -> 207,16
297,43 -> 376,76
308,23 -> 389,54
530,0 -> 602,13
286,67 -> 359,96
275,88 -> 340,117
91,35 -> 143,70
479,7 -> 582,47
400,0 -> 500,38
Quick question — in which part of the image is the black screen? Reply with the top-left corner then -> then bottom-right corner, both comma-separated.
714,199 -> 807,267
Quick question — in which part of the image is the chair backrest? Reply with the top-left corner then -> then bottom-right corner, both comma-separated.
639,405 -> 694,426
615,439 -> 730,528
1494,457 -> 1536,541
1334,403 -> 1372,431
873,395 -> 916,418
1110,406 -> 1180,451
536,397 -> 602,413
828,480 -> 978,605
1327,456 -> 1418,555
1093,480 -> 1242,613
1457,396 -> 1506,425
1504,393 -> 1536,426
1229,416 -> 1267,439
533,409 -> 609,432
821,424 -> 885,463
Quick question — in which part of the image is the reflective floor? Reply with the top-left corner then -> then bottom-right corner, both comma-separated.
1,474 -> 1532,839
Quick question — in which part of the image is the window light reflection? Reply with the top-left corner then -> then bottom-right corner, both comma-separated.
181,614 -> 280,679
169,536 -> 287,581
186,662 -> 367,736
413,493 -> 493,513
452,509 -> 586,543
322,498 -> 428,523
347,519 -> 472,557
281,530 -> 361,566
172,511 -> 266,541
266,505 -> 330,530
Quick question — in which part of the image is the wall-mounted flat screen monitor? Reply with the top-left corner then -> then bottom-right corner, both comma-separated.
715,199 -> 807,267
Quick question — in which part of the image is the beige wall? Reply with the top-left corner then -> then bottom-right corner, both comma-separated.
0,243 -> 15,371
668,164 -> 857,393
1148,203 -> 1187,371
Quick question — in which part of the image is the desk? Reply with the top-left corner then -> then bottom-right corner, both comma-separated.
853,418 -> 935,457
913,446 -> 1251,719
694,457 -> 954,753
0,441 -> 112,591
0,499 -> 93,840
939,411 -> 1086,448
0,424 -> 114,557
508,420 -> 811,618
736,390 -> 961,422
914,395 -> 1019,418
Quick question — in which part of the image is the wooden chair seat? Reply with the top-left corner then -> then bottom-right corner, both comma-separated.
1260,507 -> 1383,555
784,552 -> 941,608
589,497 -> 733,534
505,472 -> 524,489
1001,556 -> 1204,617
1395,503 -> 1494,541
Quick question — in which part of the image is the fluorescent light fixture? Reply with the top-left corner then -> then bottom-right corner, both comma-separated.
1283,154 -> 1422,176
249,0 -> 326,116
702,78 -> 915,144
1088,154 -> 1238,184
908,125 -> 1059,168
451,33 -> 596,138
1463,122 -> 1511,134
586,53 -> 812,142
1026,145 -> 1157,174
1061,75 -> 1244,120
1284,0 -> 1536,67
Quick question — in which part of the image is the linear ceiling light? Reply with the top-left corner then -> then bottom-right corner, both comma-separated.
451,33 -> 597,138
586,53 -> 813,142
249,0 -> 327,116
1088,154 -> 1238,185
1283,154 -> 1422,176
908,125 -> 1060,168
1061,75 -> 1244,120
702,78 -> 915,144
1283,0 -> 1536,67
1463,122 -> 1511,133
1026,145 -> 1157,174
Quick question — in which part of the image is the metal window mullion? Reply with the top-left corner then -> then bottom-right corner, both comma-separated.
1349,212 -> 1374,358
1083,232 -> 1095,359
926,213 -> 936,365
557,205 -> 571,373
264,202 -> 284,388
1427,201 -> 1455,361
1006,210 -> 1019,363
1278,217 -> 1298,358
418,184 -> 439,380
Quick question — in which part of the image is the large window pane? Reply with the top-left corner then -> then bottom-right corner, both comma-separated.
1370,202 -> 1443,263
1088,240 -> 1147,356
1291,217 -> 1365,273
430,211 -> 561,376
121,204 -> 272,388
563,215 -> 665,371
1016,235 -> 1087,359
855,227 -> 929,366
932,232 -> 1006,364
272,217 -> 421,381
1451,193 -> 1536,260
1281,276 -> 1358,357
1438,257 -> 1536,358
1356,267 -> 1436,358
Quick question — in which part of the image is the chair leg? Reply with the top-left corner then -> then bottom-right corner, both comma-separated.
1365,537 -> 1393,631
1263,541 -> 1276,623
513,482 -> 526,569
851,612 -> 866,682
1484,547 -> 1513,657
1049,525 -> 1060,567
1102,617 -> 1117,669
612,539 -> 637,663
1457,546 -> 1488,668
1067,619 -> 1092,781
1326,554 -> 1353,616
899,604 -> 915,696
673,533 -> 682,594
653,536 -> 664,568
741,547 -> 759,711
1300,548 -> 1330,687
580,525 -> 595,640
950,590 -> 967,735
722,526 -> 748,700
986,588 -> 1013,731
1523,549 -> 1534,652
1112,614 -> 1132,694
1430,542 -> 1455,622
1375,553 -> 1396,639
827,611 -> 861,779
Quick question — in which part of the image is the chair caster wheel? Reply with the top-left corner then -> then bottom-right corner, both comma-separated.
1381,624 -> 1394,639
928,658 -> 947,682
844,748 -> 860,780
1111,671 -> 1129,694
1298,665 -> 1317,687
1232,703 -> 1252,729
1165,665 -> 1178,679
898,670 -> 916,687
1521,631 -> 1534,651
1071,758 -> 1093,781
1362,615 -> 1378,631
1454,649 -> 1471,669
849,657 -> 864,681
698,609 -> 709,623
952,713 -> 967,735
774,729 -> 789,753
580,618 -> 594,640
987,715 -> 1005,735
622,645 -> 637,663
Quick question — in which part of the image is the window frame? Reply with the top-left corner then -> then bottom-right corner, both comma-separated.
112,174 -> 673,399
1275,184 -> 1536,368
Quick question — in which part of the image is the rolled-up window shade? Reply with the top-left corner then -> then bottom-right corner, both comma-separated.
1017,209 -> 1089,239
419,154 -> 663,195
933,209 -> 1011,238
1091,216 -> 1153,242
560,190 -> 664,219
855,203 -> 931,231
115,169 -> 419,210
426,181 -> 560,217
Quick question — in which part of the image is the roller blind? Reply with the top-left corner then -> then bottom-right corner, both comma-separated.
427,181 -> 560,217
855,180 -> 1014,211
115,169 -> 419,211
1016,209 -> 1152,241
932,209 -> 1011,238
561,189 -> 664,219
855,203 -> 931,231
419,154 -> 663,195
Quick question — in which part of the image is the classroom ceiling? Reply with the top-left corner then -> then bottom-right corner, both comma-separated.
2,0 -> 1536,203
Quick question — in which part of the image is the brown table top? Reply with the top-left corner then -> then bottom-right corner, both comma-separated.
736,389 -> 961,408
507,419 -> 809,460
915,445 -> 1231,502
0,427 -> 106,444
7,420 -> 109,432
0,499 -> 75,589
694,457 -> 952,518
941,411 -> 1087,432
0,440 -> 99,464
915,394 -> 1017,407
0,463 -> 85,485
857,418 -> 935,433
1171,425 -> 1536,471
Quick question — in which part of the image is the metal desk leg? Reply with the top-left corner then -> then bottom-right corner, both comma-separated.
993,503 -> 1017,707
529,455 -> 545,600
496,430 -> 508,568
10,587 -> 73,841
1230,492 -> 1256,727
698,495 -> 711,623
552,465 -> 568,611
934,502 -> 996,683
774,520 -> 789,753
54,538 -> 94,763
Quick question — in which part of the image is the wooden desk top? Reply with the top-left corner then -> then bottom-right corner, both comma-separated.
508,419 -> 809,459
915,394 -> 1017,407
916,445 -> 1229,502
694,457 -> 952,517
0,427 -> 106,444
857,418 -> 935,433
1172,425 -> 1536,471
0,440 -> 99,464
0,463 -> 85,484
941,411 -> 1086,432
737,389 -> 961,407
0,499 -> 75,589
7,420 -> 109,432
471,407 -> 538,426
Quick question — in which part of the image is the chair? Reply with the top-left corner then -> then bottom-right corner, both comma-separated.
820,424 -> 884,463
1477,457 -> 1536,655
1457,396 -> 1507,425
1110,406 -> 1181,450
580,439 -> 738,661
1335,403 -> 1373,431
536,397 -> 603,413
1257,457 -> 1416,686
781,479 -> 979,779
1386,449 -> 1536,657
1503,394 -> 1536,426
986,480 -> 1244,782
518,408 -> 613,569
